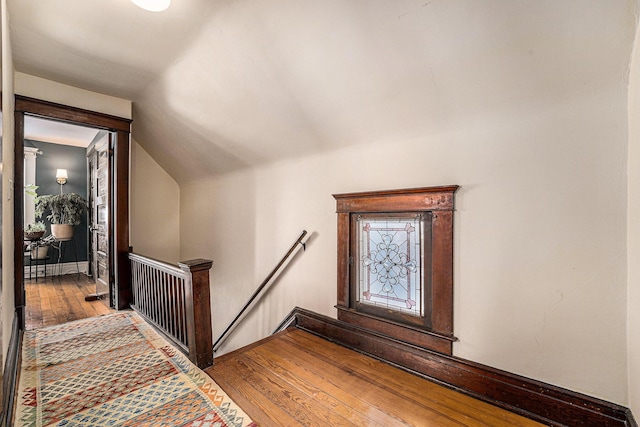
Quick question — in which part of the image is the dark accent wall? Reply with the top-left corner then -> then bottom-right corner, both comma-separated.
31,140 -> 88,263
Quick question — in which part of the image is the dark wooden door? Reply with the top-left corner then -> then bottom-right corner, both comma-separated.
88,132 -> 112,307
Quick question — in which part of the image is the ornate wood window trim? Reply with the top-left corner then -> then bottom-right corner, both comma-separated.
334,186 -> 459,355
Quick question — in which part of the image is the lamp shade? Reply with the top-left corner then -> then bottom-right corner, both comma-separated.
131,0 -> 170,12
56,169 -> 68,180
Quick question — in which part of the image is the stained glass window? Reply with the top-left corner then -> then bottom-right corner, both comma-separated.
334,186 -> 457,353
356,214 -> 423,317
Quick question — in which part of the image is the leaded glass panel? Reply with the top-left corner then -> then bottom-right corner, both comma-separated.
356,214 -> 423,317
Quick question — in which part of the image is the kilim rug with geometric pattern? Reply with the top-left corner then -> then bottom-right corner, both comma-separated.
15,311 -> 256,426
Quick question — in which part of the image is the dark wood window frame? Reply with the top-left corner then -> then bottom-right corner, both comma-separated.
14,95 -> 132,327
334,186 -> 459,354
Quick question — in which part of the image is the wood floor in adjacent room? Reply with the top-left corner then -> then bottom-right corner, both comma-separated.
25,273 -> 113,330
206,328 -> 545,427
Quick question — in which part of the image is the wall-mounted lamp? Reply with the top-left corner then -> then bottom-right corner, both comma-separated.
56,169 -> 68,185
56,169 -> 68,194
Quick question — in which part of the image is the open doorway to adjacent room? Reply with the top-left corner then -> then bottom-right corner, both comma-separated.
23,116 -> 113,330
14,95 -> 132,333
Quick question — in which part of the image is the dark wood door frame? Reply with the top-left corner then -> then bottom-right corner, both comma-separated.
14,95 -> 132,327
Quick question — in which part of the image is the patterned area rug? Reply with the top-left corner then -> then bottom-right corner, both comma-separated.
16,311 -> 256,426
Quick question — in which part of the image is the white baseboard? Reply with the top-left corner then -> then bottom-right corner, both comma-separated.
24,261 -> 89,278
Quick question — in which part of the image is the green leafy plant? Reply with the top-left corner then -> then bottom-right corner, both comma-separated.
25,222 -> 46,233
24,184 -> 39,198
25,221 -> 46,240
26,234 -> 55,250
35,193 -> 88,225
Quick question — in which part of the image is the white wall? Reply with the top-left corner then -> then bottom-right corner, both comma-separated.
627,20 -> 640,416
181,66 -> 630,406
15,72 -> 131,119
130,140 -> 180,263
181,170 -> 259,351
1,0 -> 16,364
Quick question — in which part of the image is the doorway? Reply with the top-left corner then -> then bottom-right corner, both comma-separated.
22,117 -> 114,329
14,96 -> 132,330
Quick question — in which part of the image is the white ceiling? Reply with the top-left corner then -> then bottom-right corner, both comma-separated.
24,116 -> 100,148
10,0 -> 219,99
0,113 -> 99,147
8,1 -> 639,184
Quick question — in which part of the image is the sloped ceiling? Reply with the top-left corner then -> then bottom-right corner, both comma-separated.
10,0 -> 220,98
9,0 -> 638,184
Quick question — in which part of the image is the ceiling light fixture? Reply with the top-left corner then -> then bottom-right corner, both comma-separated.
131,0 -> 170,12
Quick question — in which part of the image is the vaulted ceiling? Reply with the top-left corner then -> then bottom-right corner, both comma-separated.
9,0 -> 638,184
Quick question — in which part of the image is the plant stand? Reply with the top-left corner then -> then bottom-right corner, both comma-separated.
28,255 -> 50,282
52,238 -> 80,277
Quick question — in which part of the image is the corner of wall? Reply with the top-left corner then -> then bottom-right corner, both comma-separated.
129,139 -> 181,263
626,6 -> 640,415
1,0 -> 16,366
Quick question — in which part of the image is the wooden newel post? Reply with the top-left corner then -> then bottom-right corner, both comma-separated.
178,258 -> 214,369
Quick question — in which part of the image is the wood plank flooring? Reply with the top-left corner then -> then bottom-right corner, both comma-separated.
25,273 -> 113,330
206,328 -> 545,427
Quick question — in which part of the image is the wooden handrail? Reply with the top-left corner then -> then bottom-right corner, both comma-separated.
213,230 -> 307,353
129,252 -> 213,368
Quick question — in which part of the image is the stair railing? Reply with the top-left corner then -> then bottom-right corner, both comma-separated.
129,252 -> 214,368
213,230 -> 307,353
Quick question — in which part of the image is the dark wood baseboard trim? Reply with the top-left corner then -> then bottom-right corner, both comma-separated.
282,307 -> 636,427
336,305 -> 455,354
2,313 -> 23,427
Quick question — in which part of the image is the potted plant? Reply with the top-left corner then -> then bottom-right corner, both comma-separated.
35,193 -> 88,241
26,234 -> 54,260
24,222 -> 46,240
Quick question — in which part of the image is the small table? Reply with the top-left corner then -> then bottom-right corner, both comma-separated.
25,236 -> 50,282
28,255 -> 50,282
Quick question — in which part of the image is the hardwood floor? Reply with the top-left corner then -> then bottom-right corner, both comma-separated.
25,273 -> 113,330
206,329 -> 545,427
